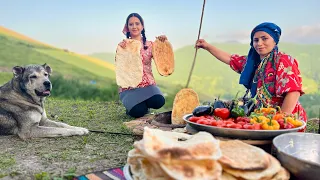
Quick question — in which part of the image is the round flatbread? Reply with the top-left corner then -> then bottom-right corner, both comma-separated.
141,127 -> 222,162
171,88 -> 200,125
115,39 -> 143,88
223,154 -> 282,180
221,171 -> 237,180
160,159 -> 222,180
152,38 -> 174,76
271,167 -> 290,180
218,140 -> 270,170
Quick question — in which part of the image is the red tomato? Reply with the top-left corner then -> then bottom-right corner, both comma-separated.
236,117 -> 251,123
224,120 -> 235,125
230,124 -> 243,129
252,123 -> 262,130
204,115 -> 214,119
243,124 -> 253,129
237,121 -> 246,126
196,119 -> 211,125
211,120 -> 218,126
216,120 -> 226,127
189,116 -> 200,122
214,108 -> 230,119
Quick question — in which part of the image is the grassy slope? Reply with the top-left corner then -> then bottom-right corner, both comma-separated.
0,26 -> 115,85
89,52 -> 116,65
0,35 -> 113,87
36,49 -> 115,79
0,28 -> 116,88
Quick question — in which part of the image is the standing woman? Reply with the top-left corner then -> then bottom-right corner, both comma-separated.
116,13 -> 166,118
195,22 -> 307,130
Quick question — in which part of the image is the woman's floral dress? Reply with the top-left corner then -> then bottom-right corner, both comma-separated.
230,51 -> 307,131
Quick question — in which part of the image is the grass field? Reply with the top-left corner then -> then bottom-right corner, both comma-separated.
0,98 -> 318,179
0,99 -> 134,179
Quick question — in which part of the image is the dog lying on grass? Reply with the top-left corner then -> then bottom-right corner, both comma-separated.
0,64 -> 89,140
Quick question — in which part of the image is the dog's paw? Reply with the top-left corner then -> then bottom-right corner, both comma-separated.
76,127 -> 89,134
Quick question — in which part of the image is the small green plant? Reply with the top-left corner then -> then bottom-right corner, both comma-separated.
34,172 -> 50,180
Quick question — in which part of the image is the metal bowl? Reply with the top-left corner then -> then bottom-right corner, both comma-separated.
272,133 -> 320,180
183,114 -> 306,140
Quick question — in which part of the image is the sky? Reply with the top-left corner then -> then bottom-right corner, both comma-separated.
1,0 -> 319,54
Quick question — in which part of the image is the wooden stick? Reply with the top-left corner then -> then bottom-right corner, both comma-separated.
185,0 -> 206,88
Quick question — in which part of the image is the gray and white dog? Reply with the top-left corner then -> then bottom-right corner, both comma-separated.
0,64 -> 89,140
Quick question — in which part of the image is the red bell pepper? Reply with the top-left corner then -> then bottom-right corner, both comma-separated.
214,108 -> 230,119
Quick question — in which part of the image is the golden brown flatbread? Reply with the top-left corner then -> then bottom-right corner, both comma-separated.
141,127 -> 222,162
171,88 -> 200,125
160,159 -> 222,180
271,167 -> 290,180
223,154 -> 282,180
221,171 -> 237,180
152,38 -> 174,76
115,39 -> 143,88
218,140 -> 270,170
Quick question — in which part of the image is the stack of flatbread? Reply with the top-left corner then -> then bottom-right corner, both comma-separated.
127,127 -> 290,180
127,127 -> 222,180
115,39 -> 143,88
152,38 -> 175,76
171,88 -> 200,125
218,140 -> 290,180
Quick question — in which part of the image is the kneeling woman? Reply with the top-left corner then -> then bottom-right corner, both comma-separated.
117,13 -> 166,118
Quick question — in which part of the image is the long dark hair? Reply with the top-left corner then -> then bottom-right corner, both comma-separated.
125,13 -> 148,50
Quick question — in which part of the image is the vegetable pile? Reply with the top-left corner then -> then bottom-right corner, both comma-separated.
190,94 -> 303,130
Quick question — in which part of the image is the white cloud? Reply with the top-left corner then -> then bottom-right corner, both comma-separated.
212,24 -> 320,44
214,31 -> 250,43
282,24 -> 320,44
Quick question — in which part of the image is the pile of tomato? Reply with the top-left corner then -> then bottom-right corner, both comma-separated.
188,106 -> 304,130
189,115 -> 263,130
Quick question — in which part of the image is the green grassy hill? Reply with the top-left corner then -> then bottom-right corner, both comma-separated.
89,52 -> 116,64
0,27 -> 116,88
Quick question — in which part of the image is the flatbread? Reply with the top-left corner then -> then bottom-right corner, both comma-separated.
221,171 -> 237,180
140,158 -> 173,180
128,141 -> 175,180
223,154 -> 282,180
152,39 -> 174,76
171,88 -> 200,125
160,159 -> 222,180
141,127 -> 222,162
218,140 -> 270,170
271,167 -> 290,180
115,39 -> 143,88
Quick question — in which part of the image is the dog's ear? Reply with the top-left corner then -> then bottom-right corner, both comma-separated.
43,63 -> 52,75
12,66 -> 25,77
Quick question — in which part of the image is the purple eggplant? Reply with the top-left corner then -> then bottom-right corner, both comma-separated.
192,105 -> 214,117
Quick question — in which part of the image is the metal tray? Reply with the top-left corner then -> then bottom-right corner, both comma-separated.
183,114 -> 306,140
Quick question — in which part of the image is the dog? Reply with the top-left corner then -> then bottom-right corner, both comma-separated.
0,64 -> 89,140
